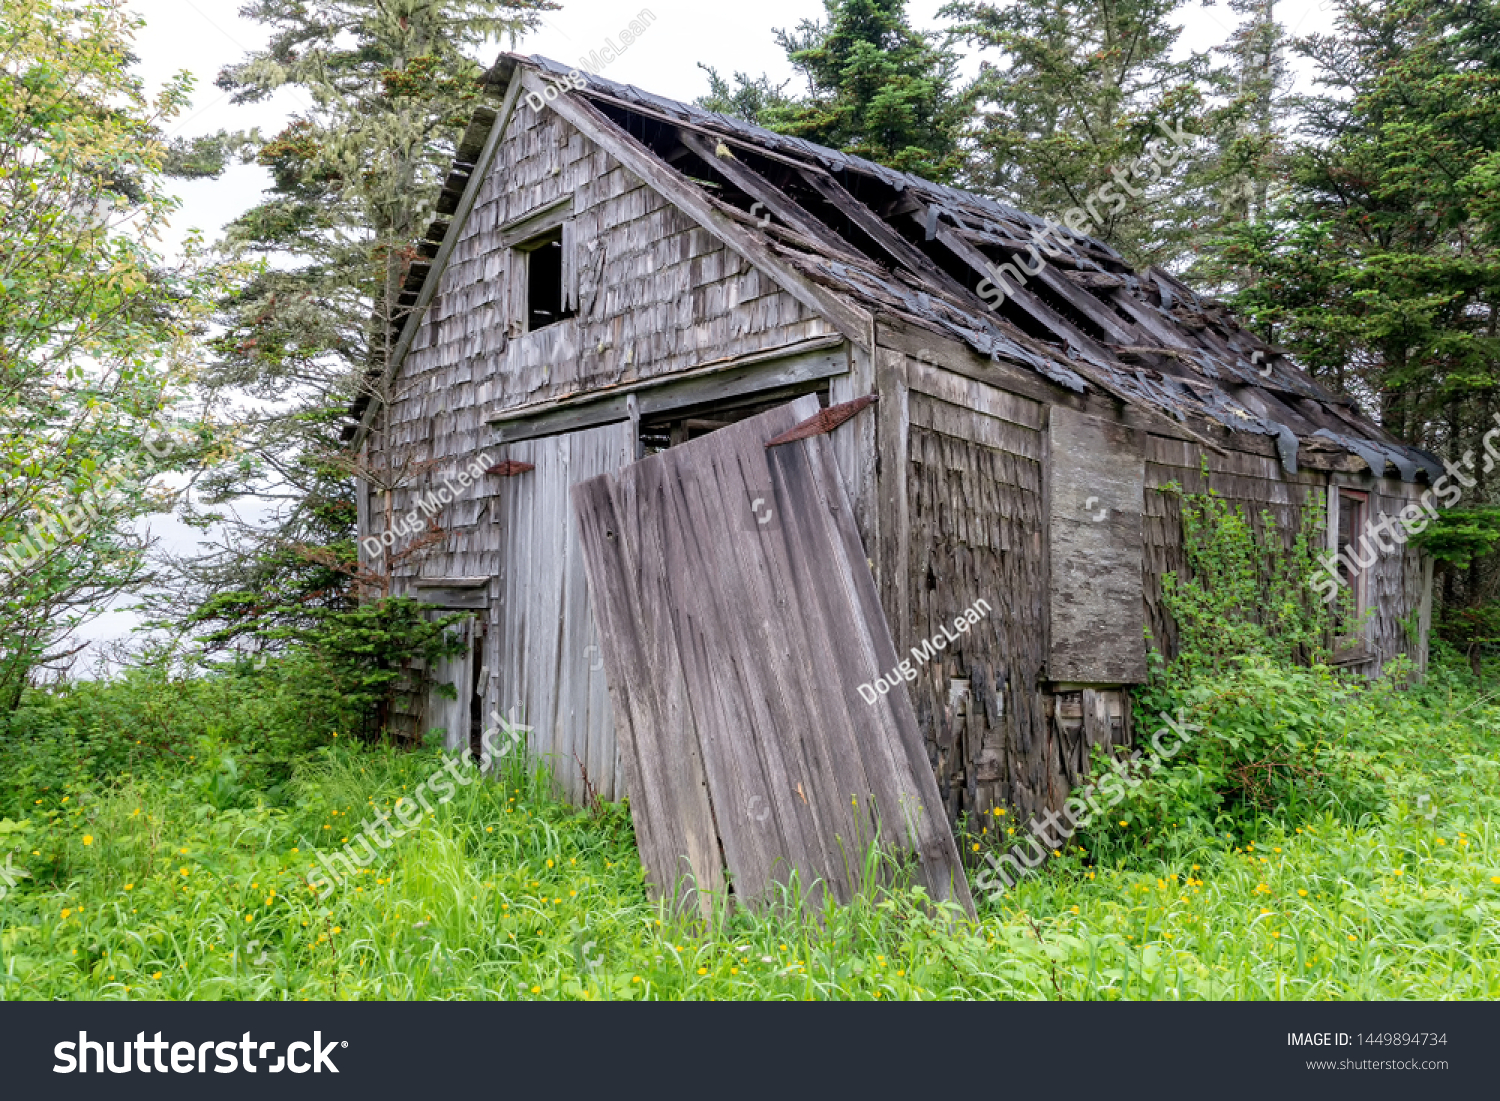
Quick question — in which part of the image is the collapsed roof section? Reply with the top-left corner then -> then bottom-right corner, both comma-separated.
356,53 -> 1438,482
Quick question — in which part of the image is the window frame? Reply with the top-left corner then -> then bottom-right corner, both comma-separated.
1330,485 -> 1371,654
497,198 -> 576,336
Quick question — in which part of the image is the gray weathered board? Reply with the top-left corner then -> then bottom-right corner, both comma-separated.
1047,406 -> 1147,683
572,396 -> 975,918
492,421 -> 631,803
428,613 -> 476,752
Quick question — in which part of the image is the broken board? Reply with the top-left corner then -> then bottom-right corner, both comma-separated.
572,396 -> 974,918
1046,406 -> 1147,683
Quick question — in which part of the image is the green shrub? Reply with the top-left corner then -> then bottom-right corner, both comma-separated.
245,596 -> 470,743
1093,659 -> 1395,857
1072,483 -> 1385,858
1155,481 -> 1342,676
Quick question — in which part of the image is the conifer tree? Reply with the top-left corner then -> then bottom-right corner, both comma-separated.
1217,0 -> 1500,624
163,0 -> 552,646
699,0 -> 966,182
942,0 -> 1216,267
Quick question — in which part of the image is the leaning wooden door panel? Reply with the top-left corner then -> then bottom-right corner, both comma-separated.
572,397 -> 974,918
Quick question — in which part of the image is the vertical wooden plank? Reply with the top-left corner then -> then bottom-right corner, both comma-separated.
1047,407 -> 1146,683
573,465 -> 726,915
491,423 -> 629,803
827,343 -> 876,552
573,399 -> 974,918
355,469 -> 372,574
429,615 -> 473,751
494,438 -> 535,767
875,348 -> 910,650
562,216 -> 579,313
1417,555 -> 1434,674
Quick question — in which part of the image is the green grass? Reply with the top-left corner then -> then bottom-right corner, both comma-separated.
2,659 -> 1500,1000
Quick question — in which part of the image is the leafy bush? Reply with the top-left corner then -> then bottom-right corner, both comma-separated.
1095,659 -> 1398,856
0,663 -> 335,819
217,596 -> 471,743
1154,481 -> 1341,676
1077,485 -> 1386,857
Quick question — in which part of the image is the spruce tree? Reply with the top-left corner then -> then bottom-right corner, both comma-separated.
698,0 -> 966,182
162,0 -> 553,649
941,0 -> 1216,267
1210,0 -> 1291,229
1216,0 -> 1500,627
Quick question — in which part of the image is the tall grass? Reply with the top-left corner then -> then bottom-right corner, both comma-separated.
2,657 -> 1499,999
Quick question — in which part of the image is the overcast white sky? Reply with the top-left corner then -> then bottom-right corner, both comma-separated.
78,0 -> 1339,663
130,0 -> 1339,254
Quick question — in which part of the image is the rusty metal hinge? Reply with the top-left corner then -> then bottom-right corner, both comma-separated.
764,394 -> 878,449
487,460 -> 536,476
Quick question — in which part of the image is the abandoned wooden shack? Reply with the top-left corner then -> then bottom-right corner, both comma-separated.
347,53 -> 1440,900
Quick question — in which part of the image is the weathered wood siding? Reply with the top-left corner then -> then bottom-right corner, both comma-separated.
882,340 -> 1428,831
1046,407 -> 1147,684
1143,436 -> 1321,660
398,102 -> 837,421
1143,436 -> 1429,675
362,75 -> 1430,838
886,347 -> 1132,830
490,422 -> 631,802
1331,474 -> 1432,674
364,92 -> 844,800
429,614 -> 478,752
573,397 -> 974,918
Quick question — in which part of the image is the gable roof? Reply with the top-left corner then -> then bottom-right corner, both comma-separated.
352,53 -> 1438,483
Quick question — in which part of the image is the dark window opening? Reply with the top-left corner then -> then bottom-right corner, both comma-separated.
520,228 -> 573,332
638,384 -> 830,456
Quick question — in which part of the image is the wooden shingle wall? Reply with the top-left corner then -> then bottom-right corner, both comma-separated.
366,97 -> 840,787
888,342 -> 1428,831
1352,478 -> 1432,674
891,349 -> 1132,829
1142,436 -> 1321,659
399,104 -> 837,420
